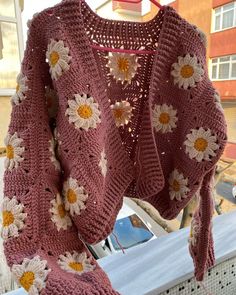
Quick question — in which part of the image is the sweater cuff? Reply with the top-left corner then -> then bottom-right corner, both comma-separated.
189,227 -> 215,281
188,168 -> 216,281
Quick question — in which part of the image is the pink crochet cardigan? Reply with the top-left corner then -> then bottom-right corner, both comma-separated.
2,0 -> 227,293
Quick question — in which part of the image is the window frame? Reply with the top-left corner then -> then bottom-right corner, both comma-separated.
212,1 -> 236,33
210,54 -> 236,81
0,0 -> 24,96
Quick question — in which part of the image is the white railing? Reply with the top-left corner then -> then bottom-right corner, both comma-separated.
99,210 -> 236,294
1,153 -> 236,295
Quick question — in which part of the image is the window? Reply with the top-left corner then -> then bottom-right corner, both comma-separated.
211,54 -> 236,80
0,0 -> 24,96
0,96 -> 12,147
0,0 -> 15,18
0,22 -> 20,89
213,1 -> 236,32
110,214 -> 154,250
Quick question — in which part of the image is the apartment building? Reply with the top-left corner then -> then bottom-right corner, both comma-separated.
169,0 -> 236,159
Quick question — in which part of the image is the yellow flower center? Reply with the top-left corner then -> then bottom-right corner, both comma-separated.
113,108 -> 124,119
2,211 -> 15,227
77,105 -> 93,119
180,65 -> 194,78
6,145 -> 14,159
16,84 -> 20,92
69,262 -> 84,272
58,204 -> 66,218
194,138 -> 208,152
117,57 -> 129,73
50,51 -> 60,67
159,112 -> 170,124
19,271 -> 35,291
172,180 -> 180,192
67,189 -> 77,204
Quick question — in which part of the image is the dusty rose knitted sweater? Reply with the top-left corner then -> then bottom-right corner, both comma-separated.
2,0 -> 227,293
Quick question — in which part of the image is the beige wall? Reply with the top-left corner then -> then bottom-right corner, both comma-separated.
170,0 -> 212,60
96,1 -> 143,21
223,103 -> 236,143
143,0 -> 212,66
0,97 -> 11,148
142,2 -> 159,21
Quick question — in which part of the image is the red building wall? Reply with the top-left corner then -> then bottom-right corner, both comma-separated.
213,0 -> 234,8
210,28 -> 236,57
168,0 -> 236,159
210,5 -> 236,101
203,0 -> 236,159
212,81 -> 236,100
170,1 -> 178,10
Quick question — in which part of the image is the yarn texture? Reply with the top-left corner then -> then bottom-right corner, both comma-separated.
1,0 -> 227,293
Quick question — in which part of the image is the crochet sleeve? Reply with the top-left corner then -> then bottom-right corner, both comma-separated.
180,22 -> 228,281
2,13 -> 59,264
1,13 -> 123,294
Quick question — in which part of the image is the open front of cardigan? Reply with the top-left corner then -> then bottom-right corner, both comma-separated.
1,0 -> 227,294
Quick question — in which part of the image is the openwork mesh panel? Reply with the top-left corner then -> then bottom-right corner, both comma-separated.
160,257 -> 236,295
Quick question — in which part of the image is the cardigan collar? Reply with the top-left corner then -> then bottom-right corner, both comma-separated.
55,0 -> 182,199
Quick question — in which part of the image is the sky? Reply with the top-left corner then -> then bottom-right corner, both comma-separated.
22,0 -> 174,43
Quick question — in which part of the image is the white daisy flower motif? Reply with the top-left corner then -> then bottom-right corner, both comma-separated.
106,49 -> 141,85
46,39 -> 71,80
62,177 -> 88,216
184,127 -> 219,162
11,255 -> 51,295
110,100 -> 133,127
152,103 -> 178,133
45,86 -> 59,119
58,251 -> 95,275
214,90 -> 224,112
99,149 -> 107,177
4,132 -> 25,171
1,196 -> 27,240
188,217 -> 201,247
48,138 -> 61,171
171,53 -> 204,90
65,93 -> 101,131
49,193 -> 72,231
168,169 -> 190,201
11,73 -> 28,105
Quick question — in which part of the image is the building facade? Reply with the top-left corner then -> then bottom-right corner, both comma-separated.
168,0 -> 236,159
